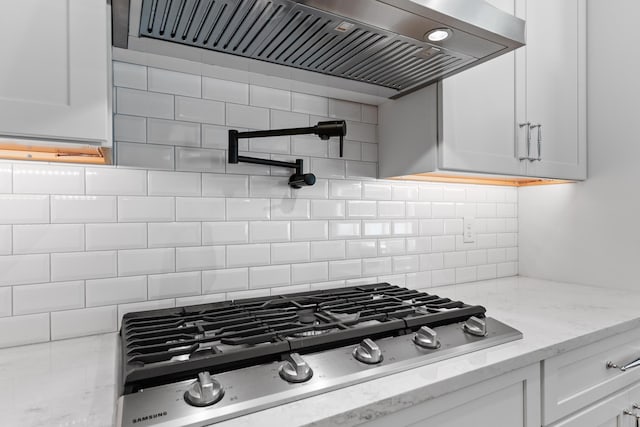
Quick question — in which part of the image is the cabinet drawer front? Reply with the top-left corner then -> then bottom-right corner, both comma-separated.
552,389 -> 626,427
543,328 -> 640,424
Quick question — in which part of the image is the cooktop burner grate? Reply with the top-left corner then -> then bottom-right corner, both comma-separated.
120,283 -> 485,392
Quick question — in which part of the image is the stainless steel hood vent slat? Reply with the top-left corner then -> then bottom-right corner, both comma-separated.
127,0 -> 526,97
139,0 -> 489,91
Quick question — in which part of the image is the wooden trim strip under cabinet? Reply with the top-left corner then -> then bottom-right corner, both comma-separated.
390,173 -> 574,187
0,143 -> 110,165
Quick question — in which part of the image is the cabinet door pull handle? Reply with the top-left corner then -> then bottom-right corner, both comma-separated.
530,124 -> 542,161
624,409 -> 640,427
606,357 -> 640,371
518,122 -> 532,160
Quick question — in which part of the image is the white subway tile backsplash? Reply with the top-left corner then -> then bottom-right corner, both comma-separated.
311,200 -> 345,219
51,195 -> 116,224
456,267 -> 477,284
329,99 -> 361,122
148,68 -> 201,97
329,259 -> 362,280
346,240 -> 377,259
148,271 -> 201,299
250,176 -> 290,198
346,121 -> 377,143
432,202 -> 456,218
251,221 -> 290,243
0,288 -> 10,317
177,293 -> 226,306
330,180 -> 361,199
378,201 -> 405,218
118,299 -> 175,324
116,87 -> 173,119
226,103 -> 270,129
13,281 -> 84,315
444,252 -> 467,268
363,182 -> 391,200
291,262 -> 328,284
406,202 -> 431,218
226,289 -> 270,300
203,221 -> 248,245
311,158 -> 345,179
119,196 -> 175,222
346,161 -> 376,180
362,257 -> 392,276
292,93 -> 328,116
0,313 -> 49,348
114,114 -> 146,142
117,142 -> 175,171
363,220 -> 391,237
432,235 -> 456,252
203,77 -> 248,104
420,219 -> 444,236
272,110 -> 309,129
202,268 -> 248,294
118,248 -> 174,276
227,244 -> 269,268
113,62 -> 147,90
86,276 -> 147,307
406,237 -> 431,254
0,164 -> 11,193
378,238 -> 405,256
202,173 -> 249,197
227,198 -> 270,220
176,246 -> 225,271
250,265 -> 291,289
147,118 -> 200,147
477,264 -> 498,280
271,199 -> 310,220
51,251 -> 116,281
251,85 -> 290,110
13,224 -> 84,254
176,96 -> 225,125
177,197 -> 225,222
203,124 -> 241,150
361,143 -> 378,162
0,226 -> 10,255
148,171 -> 201,196
86,167 -> 147,195
346,200 -> 377,218
392,220 -> 418,236
51,306 -> 117,340
329,221 -> 361,239
292,135 -> 327,158
310,240 -> 345,261
13,164 -> 84,194
271,242 -> 309,264
0,254 -> 49,286
393,255 -> 419,273
149,222 -> 201,248
0,194 -> 49,224
292,220 -> 328,241
361,105 -> 378,124
249,136 -> 290,155
392,185 -> 419,201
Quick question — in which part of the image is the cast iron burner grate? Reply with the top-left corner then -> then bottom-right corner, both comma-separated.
119,283 -> 485,392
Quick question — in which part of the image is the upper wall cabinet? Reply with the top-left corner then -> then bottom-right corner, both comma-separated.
379,0 -> 586,182
0,0 -> 112,147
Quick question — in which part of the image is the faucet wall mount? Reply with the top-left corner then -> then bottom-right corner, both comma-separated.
228,121 -> 347,189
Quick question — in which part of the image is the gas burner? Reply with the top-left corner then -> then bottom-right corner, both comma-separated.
289,327 -> 335,338
326,311 -> 360,323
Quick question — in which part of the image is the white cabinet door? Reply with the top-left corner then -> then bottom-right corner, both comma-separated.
360,364 -> 540,427
439,0 -> 525,176
0,0 -> 111,145
523,0 -> 587,179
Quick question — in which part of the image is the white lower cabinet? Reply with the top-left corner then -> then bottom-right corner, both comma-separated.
359,364 -> 540,427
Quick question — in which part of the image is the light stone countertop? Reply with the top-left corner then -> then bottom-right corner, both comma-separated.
2,276 -> 640,427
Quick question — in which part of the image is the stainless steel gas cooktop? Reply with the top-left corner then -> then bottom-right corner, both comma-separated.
116,283 -> 522,426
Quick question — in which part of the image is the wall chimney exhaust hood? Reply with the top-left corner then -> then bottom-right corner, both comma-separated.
113,0 -> 525,99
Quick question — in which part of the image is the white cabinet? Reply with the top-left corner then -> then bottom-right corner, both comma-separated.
380,0 -> 586,182
520,0 -> 587,180
0,0 -> 112,146
439,0 -> 524,177
542,327 -> 640,426
359,364 -> 540,427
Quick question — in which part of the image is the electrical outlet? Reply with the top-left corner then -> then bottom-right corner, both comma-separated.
463,216 -> 476,243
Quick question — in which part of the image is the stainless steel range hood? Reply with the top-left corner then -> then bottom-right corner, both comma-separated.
112,0 -> 525,99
